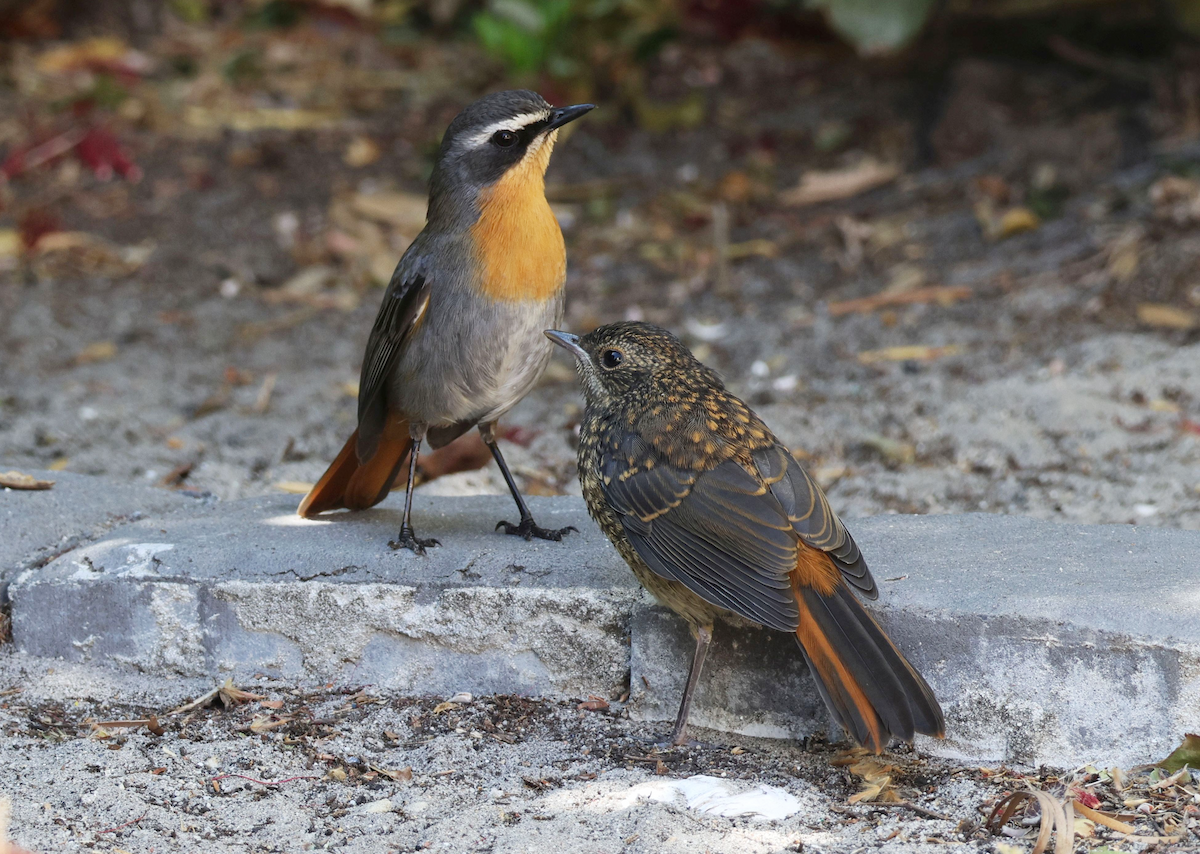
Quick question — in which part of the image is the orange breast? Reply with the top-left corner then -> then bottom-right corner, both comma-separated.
469,137 -> 566,303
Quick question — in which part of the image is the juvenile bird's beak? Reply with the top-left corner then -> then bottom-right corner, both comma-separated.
545,104 -> 595,132
545,329 -> 588,362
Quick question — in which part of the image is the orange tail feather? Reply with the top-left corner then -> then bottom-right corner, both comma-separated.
297,418 -> 412,517
792,555 -> 944,752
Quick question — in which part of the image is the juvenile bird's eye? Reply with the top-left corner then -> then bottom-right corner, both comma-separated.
601,349 -> 623,369
491,130 -> 519,148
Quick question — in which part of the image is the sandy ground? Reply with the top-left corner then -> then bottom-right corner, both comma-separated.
0,651 -> 1062,854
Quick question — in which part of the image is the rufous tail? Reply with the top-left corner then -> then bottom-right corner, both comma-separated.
297,418 -> 412,517
792,559 -> 945,753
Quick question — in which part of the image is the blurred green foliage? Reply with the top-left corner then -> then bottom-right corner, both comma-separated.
157,0 -> 1189,83
469,0 -> 677,80
472,0 -> 574,75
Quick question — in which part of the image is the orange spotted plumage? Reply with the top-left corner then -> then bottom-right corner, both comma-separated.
549,321 -> 944,751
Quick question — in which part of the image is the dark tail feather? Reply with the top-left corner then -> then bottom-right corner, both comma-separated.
298,419 -> 412,517
793,581 -> 944,752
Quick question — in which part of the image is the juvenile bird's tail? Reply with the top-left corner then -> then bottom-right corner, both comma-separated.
297,418 -> 412,517
792,561 -> 944,753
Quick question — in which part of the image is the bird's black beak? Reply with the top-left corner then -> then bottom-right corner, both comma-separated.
545,104 -> 595,132
545,329 -> 588,362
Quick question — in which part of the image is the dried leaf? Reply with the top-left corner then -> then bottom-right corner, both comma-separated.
577,696 -> 609,711
725,239 -> 778,260
1137,303 -> 1197,331
985,789 -> 1074,854
34,232 -> 151,276
371,765 -> 412,782
1071,799 -> 1135,834
0,470 -> 54,490
249,714 -> 294,733
75,340 -> 118,365
413,434 -> 493,485
184,106 -> 342,133
859,434 -> 916,466
344,136 -> 381,168
274,481 -> 315,494
350,191 -> 427,233
996,207 -> 1040,239
837,748 -> 902,804
1158,733 -> 1200,773
781,158 -> 899,207
829,285 -> 972,316
857,344 -> 963,364
34,36 -> 149,75
218,678 -> 265,708
252,372 -> 278,414
0,230 -> 21,259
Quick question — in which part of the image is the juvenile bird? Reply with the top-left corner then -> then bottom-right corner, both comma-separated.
298,90 -> 593,553
547,322 -> 944,751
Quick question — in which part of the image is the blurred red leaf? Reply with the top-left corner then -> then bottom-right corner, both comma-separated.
499,426 -> 540,448
76,126 -> 141,182
1,127 -> 85,181
415,433 -> 493,483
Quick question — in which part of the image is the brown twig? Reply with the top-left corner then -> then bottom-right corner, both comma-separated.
878,800 -> 953,821
97,811 -> 147,834
1046,35 -> 1150,84
211,773 -> 318,787
827,285 -> 973,317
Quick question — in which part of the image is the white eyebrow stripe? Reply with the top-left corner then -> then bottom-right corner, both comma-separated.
462,110 -> 552,148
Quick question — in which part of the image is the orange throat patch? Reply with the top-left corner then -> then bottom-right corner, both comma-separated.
469,133 -> 567,303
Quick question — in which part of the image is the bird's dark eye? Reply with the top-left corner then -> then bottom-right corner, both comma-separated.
491,130 -> 519,148
600,349 -> 623,369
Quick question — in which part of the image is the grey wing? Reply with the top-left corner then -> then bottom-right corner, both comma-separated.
601,436 -> 800,631
355,264 -> 431,460
752,442 -> 876,598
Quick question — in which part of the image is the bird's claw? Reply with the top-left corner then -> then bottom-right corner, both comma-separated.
495,519 -> 578,542
389,528 -> 441,555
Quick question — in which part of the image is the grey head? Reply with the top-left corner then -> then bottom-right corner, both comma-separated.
427,90 -> 594,227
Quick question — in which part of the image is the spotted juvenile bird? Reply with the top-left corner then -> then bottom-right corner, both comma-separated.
298,90 -> 594,552
547,322 -> 944,751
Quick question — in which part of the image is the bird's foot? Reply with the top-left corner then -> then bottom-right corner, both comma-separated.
495,518 -> 578,542
388,528 -> 440,555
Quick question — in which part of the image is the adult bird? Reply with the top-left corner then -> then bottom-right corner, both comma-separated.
548,322 -> 945,751
299,90 -> 593,553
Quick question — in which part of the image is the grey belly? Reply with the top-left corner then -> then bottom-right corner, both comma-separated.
389,290 -> 564,428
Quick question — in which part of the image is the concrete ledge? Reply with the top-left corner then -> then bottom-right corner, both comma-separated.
631,515 -> 1200,768
0,469 -> 192,596
10,492 -> 640,699
5,472 -> 1199,767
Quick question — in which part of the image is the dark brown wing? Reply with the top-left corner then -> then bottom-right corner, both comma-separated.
355,268 -> 431,461
752,443 -> 876,599
600,435 -> 800,632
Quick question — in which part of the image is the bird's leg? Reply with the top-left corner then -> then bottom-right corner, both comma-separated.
669,624 -> 713,746
480,422 -> 577,542
388,435 -> 440,554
